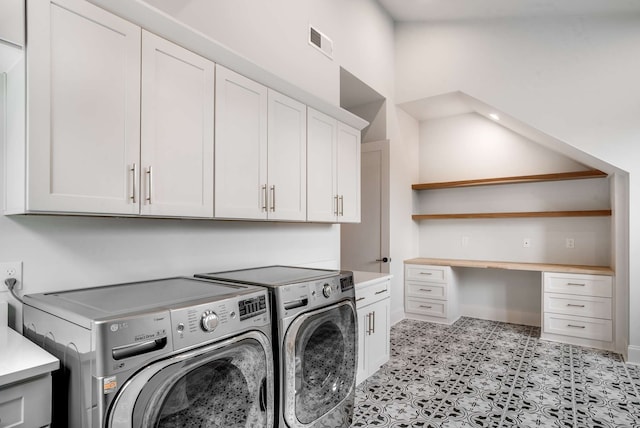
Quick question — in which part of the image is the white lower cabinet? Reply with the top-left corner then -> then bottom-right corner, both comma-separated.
404,264 -> 459,325
541,272 -> 614,349
0,374 -> 53,428
356,276 -> 390,384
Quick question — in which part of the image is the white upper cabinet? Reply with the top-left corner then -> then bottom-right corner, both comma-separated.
26,0 -> 141,215
337,122 -> 361,223
215,67 -> 306,221
214,65 -> 268,219
267,89 -> 307,221
0,0 -> 25,47
140,30 -> 214,218
307,108 -> 337,222
307,108 -> 361,223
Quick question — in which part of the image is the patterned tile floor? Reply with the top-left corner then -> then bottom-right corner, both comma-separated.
353,317 -> 640,428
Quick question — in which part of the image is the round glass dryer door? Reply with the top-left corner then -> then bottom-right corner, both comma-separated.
283,300 -> 357,427
107,331 -> 273,428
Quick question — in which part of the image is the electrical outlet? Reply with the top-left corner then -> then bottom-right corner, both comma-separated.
523,238 -> 531,248
1,261 -> 23,291
566,238 -> 575,249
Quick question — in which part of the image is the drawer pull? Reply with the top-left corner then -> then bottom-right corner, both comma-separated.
419,272 -> 433,275
419,288 -> 432,292
419,305 -> 432,309
356,297 -> 365,302
567,324 -> 586,329
374,289 -> 388,295
566,304 -> 585,308
566,282 -> 585,286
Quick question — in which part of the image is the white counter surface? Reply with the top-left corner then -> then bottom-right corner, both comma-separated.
352,271 -> 393,288
0,327 -> 59,387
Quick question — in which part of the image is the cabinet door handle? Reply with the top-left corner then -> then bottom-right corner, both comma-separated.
375,257 -> 391,263
419,305 -> 432,309
374,289 -> 387,295
130,163 -> 137,203
567,324 -> 586,329
146,166 -> 153,204
566,282 -> 585,286
261,185 -> 267,212
356,297 -> 365,302
566,304 -> 585,308
372,310 -> 376,334
419,288 -> 432,292
419,272 -> 433,275
334,195 -> 339,216
339,195 -> 344,216
270,185 -> 276,212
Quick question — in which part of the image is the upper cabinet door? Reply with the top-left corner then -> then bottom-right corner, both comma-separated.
214,65 -> 268,219
307,108 -> 337,222
140,31 -> 214,218
337,122 -> 361,223
267,90 -> 307,221
27,0 -> 141,215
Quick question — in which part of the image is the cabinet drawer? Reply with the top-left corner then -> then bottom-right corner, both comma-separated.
406,281 -> 447,300
405,265 -> 446,283
0,374 -> 53,427
543,313 -> 612,342
543,273 -> 612,298
356,279 -> 390,308
544,293 -> 612,319
405,298 -> 447,318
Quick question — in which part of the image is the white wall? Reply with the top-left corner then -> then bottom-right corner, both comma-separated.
0,0 -> 397,330
396,15 -> 640,361
145,0 -> 395,107
419,113 -> 588,182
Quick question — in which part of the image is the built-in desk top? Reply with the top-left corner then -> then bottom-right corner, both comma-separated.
405,258 -> 614,276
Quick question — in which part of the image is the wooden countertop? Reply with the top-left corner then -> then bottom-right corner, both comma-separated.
404,258 -> 614,276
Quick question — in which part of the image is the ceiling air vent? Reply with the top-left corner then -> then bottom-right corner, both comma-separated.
309,25 -> 333,59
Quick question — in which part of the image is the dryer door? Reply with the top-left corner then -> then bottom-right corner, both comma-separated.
283,300 -> 357,427
107,330 -> 273,428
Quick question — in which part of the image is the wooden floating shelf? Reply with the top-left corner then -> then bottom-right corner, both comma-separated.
412,210 -> 612,220
412,170 -> 607,190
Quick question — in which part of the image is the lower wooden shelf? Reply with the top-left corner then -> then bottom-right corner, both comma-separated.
412,209 -> 612,220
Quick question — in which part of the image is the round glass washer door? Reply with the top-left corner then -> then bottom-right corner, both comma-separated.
107,330 -> 273,428
283,300 -> 357,427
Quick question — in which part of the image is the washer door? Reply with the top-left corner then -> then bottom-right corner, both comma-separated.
107,331 -> 273,428
283,300 -> 357,427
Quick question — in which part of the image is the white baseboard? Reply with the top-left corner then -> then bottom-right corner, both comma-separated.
627,345 -> 640,365
460,304 -> 540,327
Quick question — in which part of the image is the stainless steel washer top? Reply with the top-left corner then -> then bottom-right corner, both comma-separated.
24,277 -> 261,329
195,265 -> 339,287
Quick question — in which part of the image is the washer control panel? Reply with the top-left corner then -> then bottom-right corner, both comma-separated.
169,290 -> 269,351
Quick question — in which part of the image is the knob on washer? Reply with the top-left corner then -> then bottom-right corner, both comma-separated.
322,283 -> 332,298
201,310 -> 219,332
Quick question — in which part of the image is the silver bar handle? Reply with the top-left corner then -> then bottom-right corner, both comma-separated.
419,272 -> 433,276
420,305 -> 432,309
356,297 -> 365,302
374,289 -> 387,295
334,195 -> 339,216
146,166 -> 153,204
566,304 -> 585,308
419,288 -> 433,292
567,324 -> 586,329
372,310 -> 376,334
270,185 -> 276,212
130,163 -> 137,203
339,195 -> 344,216
261,185 -> 267,211
567,282 -> 585,286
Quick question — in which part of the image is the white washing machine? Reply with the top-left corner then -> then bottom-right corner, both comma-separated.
22,277 -> 274,428
196,266 -> 357,428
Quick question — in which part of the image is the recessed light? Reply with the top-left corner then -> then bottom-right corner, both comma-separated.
489,113 -> 500,121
